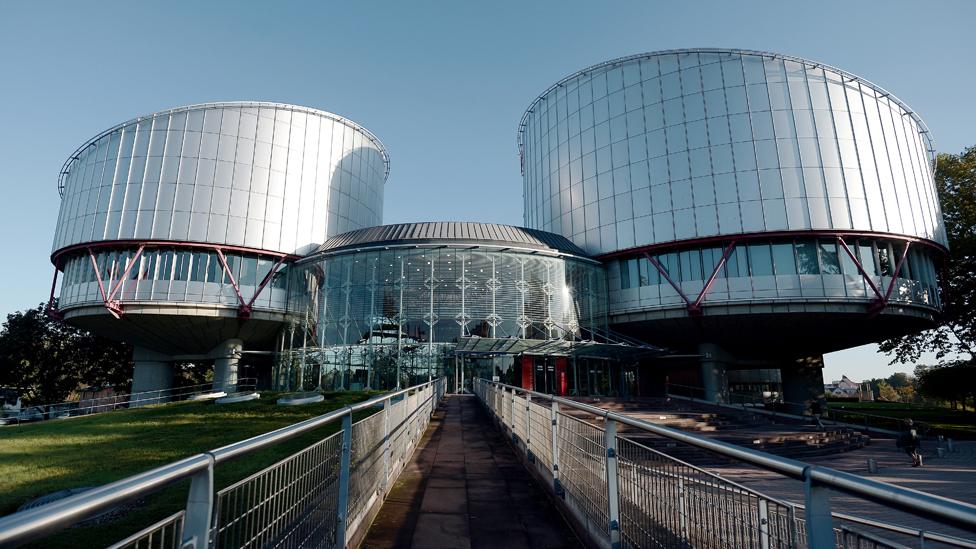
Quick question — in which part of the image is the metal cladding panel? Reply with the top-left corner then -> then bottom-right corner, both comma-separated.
310,221 -> 590,258
518,49 -> 947,256
52,102 -> 388,258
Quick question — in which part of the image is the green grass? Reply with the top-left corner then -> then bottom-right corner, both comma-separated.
0,391 -> 378,547
826,401 -> 976,438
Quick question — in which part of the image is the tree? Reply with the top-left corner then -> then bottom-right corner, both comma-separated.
876,380 -> 899,402
916,361 -> 976,410
0,302 -> 132,404
880,146 -> 976,363
886,372 -> 911,389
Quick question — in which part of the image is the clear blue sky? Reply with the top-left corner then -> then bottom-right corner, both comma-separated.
1,1 -> 973,381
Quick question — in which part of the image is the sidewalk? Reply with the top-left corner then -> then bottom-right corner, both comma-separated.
361,394 -> 580,549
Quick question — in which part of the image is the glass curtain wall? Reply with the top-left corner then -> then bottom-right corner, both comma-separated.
277,247 -> 607,391
611,237 -> 941,311
58,248 -> 289,310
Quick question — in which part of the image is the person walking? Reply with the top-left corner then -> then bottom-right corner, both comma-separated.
897,419 -> 922,467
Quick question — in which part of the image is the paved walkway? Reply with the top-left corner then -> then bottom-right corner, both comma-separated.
361,394 -> 580,549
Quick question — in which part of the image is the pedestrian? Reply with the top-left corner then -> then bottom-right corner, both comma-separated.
897,419 -> 922,467
810,400 -> 825,431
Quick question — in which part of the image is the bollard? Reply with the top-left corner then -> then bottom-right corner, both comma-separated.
947,438 -> 955,453
867,458 -> 878,474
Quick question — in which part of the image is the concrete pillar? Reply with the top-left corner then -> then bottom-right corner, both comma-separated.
212,339 -> 244,393
781,355 -> 826,415
131,347 -> 174,407
699,343 -> 729,403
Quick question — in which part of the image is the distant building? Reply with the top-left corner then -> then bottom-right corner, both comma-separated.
825,375 -> 872,400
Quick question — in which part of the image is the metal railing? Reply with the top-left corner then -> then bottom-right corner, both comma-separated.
0,378 -> 446,548
475,379 -> 976,549
665,382 -> 931,438
0,378 -> 258,425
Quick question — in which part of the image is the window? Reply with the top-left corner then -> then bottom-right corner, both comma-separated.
819,240 -> 841,275
659,252 -> 680,282
839,243 -> 858,275
156,251 -> 173,280
795,240 -> 820,274
772,243 -> 796,275
272,265 -> 288,290
638,257 -> 659,286
207,252 -> 221,283
858,242 -> 877,277
680,250 -> 702,281
892,243 -> 910,278
748,243 -> 773,276
725,246 -> 749,278
174,251 -> 191,281
877,243 -> 892,276
240,256 -> 258,286
191,253 -> 207,282
620,259 -> 633,289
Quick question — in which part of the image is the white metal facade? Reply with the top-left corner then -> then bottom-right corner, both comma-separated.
53,101 -> 388,257
519,49 -> 945,253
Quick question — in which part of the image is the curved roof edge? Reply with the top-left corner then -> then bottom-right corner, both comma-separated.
516,48 -> 935,174
58,101 -> 390,197
302,221 -> 593,261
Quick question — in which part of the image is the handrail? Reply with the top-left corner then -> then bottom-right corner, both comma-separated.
0,379 -> 443,547
2,378 -> 259,424
666,381 -> 935,436
479,379 -> 976,535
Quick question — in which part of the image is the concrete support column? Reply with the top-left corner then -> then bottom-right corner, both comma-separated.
212,339 -> 244,393
698,343 -> 729,403
781,355 -> 826,415
132,347 -> 174,407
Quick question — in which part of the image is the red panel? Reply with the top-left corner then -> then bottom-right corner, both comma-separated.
555,358 -> 568,396
521,355 -> 534,391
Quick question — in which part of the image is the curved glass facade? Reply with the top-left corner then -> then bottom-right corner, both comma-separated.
609,237 -> 941,314
279,245 -> 606,390
519,50 -> 946,255
57,248 -> 289,311
53,102 -> 388,257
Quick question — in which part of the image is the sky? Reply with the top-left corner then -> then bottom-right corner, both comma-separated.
0,1 -> 973,381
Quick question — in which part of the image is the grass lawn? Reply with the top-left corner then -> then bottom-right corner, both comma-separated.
827,401 -> 976,438
0,390 -> 379,547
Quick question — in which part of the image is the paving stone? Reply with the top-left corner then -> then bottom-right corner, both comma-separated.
361,395 -> 581,548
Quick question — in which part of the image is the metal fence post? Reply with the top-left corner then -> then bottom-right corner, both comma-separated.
803,467 -> 834,549
510,388 -> 517,438
383,397 -> 392,491
604,418 -> 621,549
551,399 -> 563,497
336,411 -> 353,547
678,477 -> 688,541
758,498 -> 771,549
180,455 -> 214,549
525,393 -> 534,463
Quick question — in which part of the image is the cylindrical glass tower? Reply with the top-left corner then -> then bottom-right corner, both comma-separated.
49,102 -> 388,392
518,49 -> 947,404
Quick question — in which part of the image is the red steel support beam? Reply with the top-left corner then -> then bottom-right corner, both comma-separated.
88,248 -> 109,304
691,240 -> 737,311
836,237 -> 885,302
215,248 -> 249,316
107,245 -> 145,304
643,252 -> 695,312
242,255 -> 288,315
66,242 -> 292,321
45,267 -> 63,321
882,242 -> 912,304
